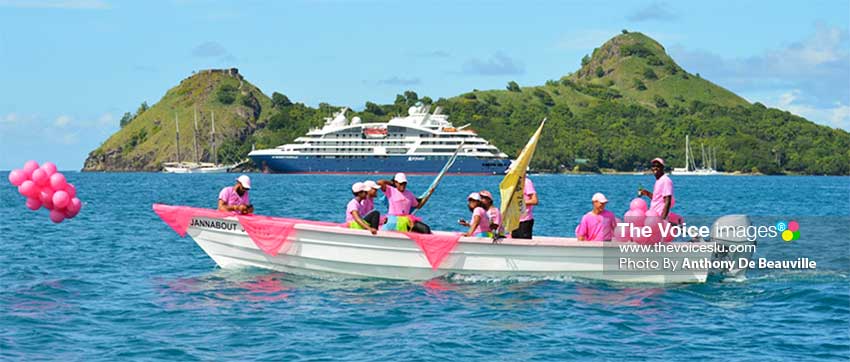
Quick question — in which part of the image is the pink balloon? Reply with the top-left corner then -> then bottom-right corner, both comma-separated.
612,217 -> 630,242
629,198 -> 647,212
667,212 -> 683,225
67,197 -> 82,213
49,173 -> 67,190
645,213 -> 662,243
23,160 -> 39,175
19,180 -> 38,198
25,197 -> 42,210
65,183 -> 77,198
31,169 -> 49,186
53,190 -> 70,209
49,209 -> 65,223
644,210 -> 659,217
65,200 -> 81,218
40,162 -> 57,176
40,189 -> 55,209
624,209 -> 646,227
8,169 -> 26,186
662,220 -> 675,242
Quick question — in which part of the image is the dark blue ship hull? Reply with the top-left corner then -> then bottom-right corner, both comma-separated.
250,155 -> 510,174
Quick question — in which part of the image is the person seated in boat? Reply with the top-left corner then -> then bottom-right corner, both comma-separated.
638,158 -> 676,222
458,192 -> 492,237
478,190 -> 503,237
377,173 -> 431,233
361,180 -> 380,215
347,182 -> 379,234
217,175 -> 254,214
575,193 -> 617,241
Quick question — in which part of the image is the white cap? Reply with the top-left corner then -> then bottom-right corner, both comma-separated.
393,172 -> 408,183
467,192 -> 481,201
363,180 -> 380,190
236,175 -> 251,189
591,192 -> 608,203
351,182 -> 366,193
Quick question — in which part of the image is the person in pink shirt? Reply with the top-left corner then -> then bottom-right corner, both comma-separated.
458,192 -> 492,237
512,176 -> 538,239
217,175 -> 253,214
478,190 -> 503,237
361,180 -> 380,214
639,158 -> 676,220
575,193 -> 617,241
378,173 -> 430,233
346,182 -> 378,234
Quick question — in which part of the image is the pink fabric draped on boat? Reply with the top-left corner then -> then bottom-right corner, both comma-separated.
152,203 -> 227,237
403,232 -> 461,270
236,214 -> 297,256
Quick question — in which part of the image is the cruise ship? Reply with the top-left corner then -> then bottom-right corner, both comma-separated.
248,105 -> 511,174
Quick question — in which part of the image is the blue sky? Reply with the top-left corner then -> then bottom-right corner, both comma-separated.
1,0 -> 848,170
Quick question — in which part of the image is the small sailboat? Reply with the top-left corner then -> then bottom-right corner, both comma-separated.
163,110 -> 237,173
671,135 -> 720,176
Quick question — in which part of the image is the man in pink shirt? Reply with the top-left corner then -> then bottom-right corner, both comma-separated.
575,193 -> 617,241
217,175 -> 253,214
512,176 -> 538,239
639,158 -> 675,220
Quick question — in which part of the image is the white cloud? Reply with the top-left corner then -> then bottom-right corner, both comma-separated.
0,112 -> 19,124
97,112 -> 114,126
54,115 -> 72,127
460,52 -> 525,76
0,0 -> 110,9
767,90 -> 850,130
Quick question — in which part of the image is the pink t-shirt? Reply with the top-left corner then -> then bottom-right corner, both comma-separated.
520,177 -> 536,222
346,198 -> 365,223
575,210 -> 617,241
384,186 -> 418,216
650,174 -> 675,216
471,207 -> 491,234
487,206 -> 503,234
218,186 -> 250,206
360,197 -> 374,214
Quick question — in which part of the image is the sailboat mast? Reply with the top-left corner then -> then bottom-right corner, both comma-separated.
175,113 -> 181,164
685,135 -> 690,171
211,111 -> 217,165
193,107 -> 199,164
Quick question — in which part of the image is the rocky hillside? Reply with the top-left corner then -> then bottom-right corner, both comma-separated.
83,69 -> 273,171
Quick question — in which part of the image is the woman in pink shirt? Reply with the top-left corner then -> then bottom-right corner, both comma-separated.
512,177 -> 538,239
458,193 -> 492,237
346,182 -> 379,234
377,173 -> 431,233
575,193 -> 617,241
478,190 -> 503,237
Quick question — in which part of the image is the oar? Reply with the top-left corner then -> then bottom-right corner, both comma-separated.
412,141 -> 465,214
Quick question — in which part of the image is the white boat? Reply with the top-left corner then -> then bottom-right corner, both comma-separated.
247,105 -> 512,174
182,213 -> 755,284
672,135 -> 721,176
162,110 -> 235,173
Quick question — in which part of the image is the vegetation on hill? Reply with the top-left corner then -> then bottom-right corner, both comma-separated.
84,33 -> 850,175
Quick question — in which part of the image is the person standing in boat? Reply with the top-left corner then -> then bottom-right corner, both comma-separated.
217,175 -> 254,214
346,182 -> 379,234
512,176 -> 538,239
575,193 -> 617,241
377,173 -> 430,233
458,193 -> 492,237
478,190 -> 503,237
639,158 -> 676,221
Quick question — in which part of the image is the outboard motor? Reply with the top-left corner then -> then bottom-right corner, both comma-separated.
709,214 -> 757,280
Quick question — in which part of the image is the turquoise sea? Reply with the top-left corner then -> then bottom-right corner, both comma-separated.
1,173 -> 848,361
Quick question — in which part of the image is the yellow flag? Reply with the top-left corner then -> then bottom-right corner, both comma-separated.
499,119 -> 546,234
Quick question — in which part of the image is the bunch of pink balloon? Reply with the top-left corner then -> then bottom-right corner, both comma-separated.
617,198 -> 679,243
8,161 -> 82,223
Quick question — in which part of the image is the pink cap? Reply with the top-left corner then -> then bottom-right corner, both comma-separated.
651,158 -> 665,166
478,190 -> 493,200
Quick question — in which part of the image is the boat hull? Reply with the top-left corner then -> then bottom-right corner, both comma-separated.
186,216 -> 715,283
249,154 -> 510,175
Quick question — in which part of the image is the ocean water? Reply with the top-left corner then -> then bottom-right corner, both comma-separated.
1,173 -> 848,361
